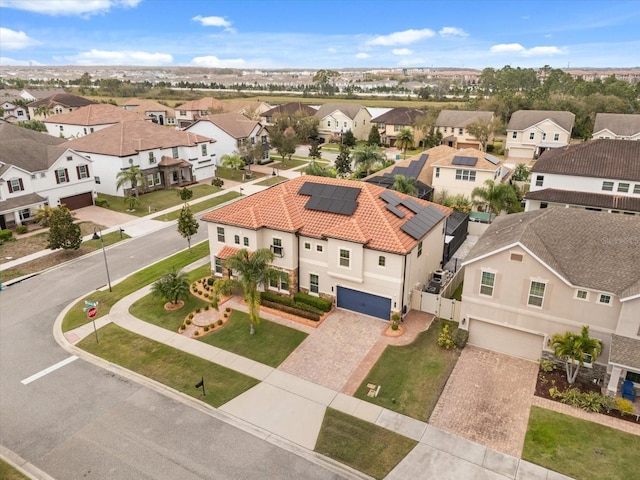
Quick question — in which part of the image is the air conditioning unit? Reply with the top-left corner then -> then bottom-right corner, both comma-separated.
432,269 -> 445,283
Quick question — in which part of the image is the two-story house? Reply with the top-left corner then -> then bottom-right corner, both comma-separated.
27,93 -> 96,121
202,176 -> 451,320
184,113 -> 269,165
371,107 -> 425,147
592,113 -> 640,141
261,102 -> 317,125
314,103 -> 372,142
505,110 -> 575,160
0,100 -> 29,123
60,120 -> 215,196
223,100 -> 273,121
459,208 -> 640,399
174,97 -> 227,127
525,139 -> 640,215
430,148 -> 509,202
435,110 -> 494,150
0,124 -> 95,228
121,98 -> 176,126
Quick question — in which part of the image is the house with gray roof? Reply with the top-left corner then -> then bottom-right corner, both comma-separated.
371,107 -> 425,147
314,103 -> 372,142
435,110 -> 494,150
0,124 -> 96,228
27,93 -> 96,120
459,208 -> 640,398
261,102 -> 317,124
505,110 -> 575,160
525,139 -> 640,214
592,113 -> 640,141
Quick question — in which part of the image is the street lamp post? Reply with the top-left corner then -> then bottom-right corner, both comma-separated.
92,227 -> 112,292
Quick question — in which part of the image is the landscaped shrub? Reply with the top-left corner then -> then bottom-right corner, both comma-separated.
194,330 -> 199,336
539,359 -> 556,372
549,387 -> 621,414
293,292 -> 332,312
437,324 -> 456,350
95,198 -> 109,208
260,299 -> 321,321
454,328 -> 469,349
204,305 -> 209,311
207,277 -> 215,286
217,319 -> 223,326
615,397 -> 635,416
209,323 -> 215,330
225,307 -> 231,313
211,177 -> 224,188
16,225 -> 28,234
188,313 -> 194,319
203,325 -> 209,332
0,229 -> 14,243
185,318 -> 191,325
261,291 -> 323,314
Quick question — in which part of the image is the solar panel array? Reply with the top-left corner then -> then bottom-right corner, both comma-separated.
451,155 -> 478,167
382,153 -> 428,179
485,154 -> 500,165
379,190 -> 445,239
298,181 -> 361,215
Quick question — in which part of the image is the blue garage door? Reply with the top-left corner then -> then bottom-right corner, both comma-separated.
336,286 -> 391,320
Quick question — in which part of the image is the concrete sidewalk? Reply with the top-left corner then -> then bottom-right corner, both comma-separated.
60,277 -> 572,480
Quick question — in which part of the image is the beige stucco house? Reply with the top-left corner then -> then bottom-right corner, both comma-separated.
27,93 -> 96,120
371,107 -> 425,147
505,110 -> 575,160
460,208 -> 640,397
314,103 -> 371,142
435,110 -> 494,150
174,97 -> 226,127
592,113 -> 640,141
202,176 -> 451,321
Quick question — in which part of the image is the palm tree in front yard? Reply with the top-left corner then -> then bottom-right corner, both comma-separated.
471,179 -> 520,221
212,248 -> 277,335
395,127 -> 415,159
116,165 -> 144,197
551,326 -> 602,384
152,269 -> 190,307
220,153 -> 245,179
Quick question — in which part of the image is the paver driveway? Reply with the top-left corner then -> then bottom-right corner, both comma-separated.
429,346 -> 538,457
278,309 -> 387,391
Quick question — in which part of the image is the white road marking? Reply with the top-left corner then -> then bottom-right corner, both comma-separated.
20,355 -> 78,385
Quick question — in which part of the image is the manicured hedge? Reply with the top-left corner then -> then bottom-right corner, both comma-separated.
0,229 -> 14,242
260,299 -> 321,321
294,292 -> 332,312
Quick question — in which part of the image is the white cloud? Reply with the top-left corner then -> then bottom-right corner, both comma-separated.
67,49 -> 173,65
439,27 -> 468,38
0,0 -> 141,16
522,46 -> 564,56
392,48 -> 413,56
366,28 -> 434,46
0,27 -> 39,49
0,56 -> 41,66
490,43 -> 526,53
355,52 -> 370,59
191,55 -> 246,68
192,15 -> 235,32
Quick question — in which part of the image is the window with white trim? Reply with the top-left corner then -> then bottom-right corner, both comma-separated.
56,169 -> 69,184
216,227 -> 225,242
310,274 -> 319,294
234,235 -> 240,245
270,272 -> 290,292
553,133 -> 560,141
417,241 -> 423,257
339,249 -> 350,267
455,169 -> 476,181
480,271 -> 495,296
529,132 -> 535,140
618,183 -> 629,193
528,281 -> 546,307
8,178 -> 24,192
76,165 -> 89,179
602,181 -> 614,191
576,290 -> 589,301
271,238 -> 283,257
542,132 -> 547,141
201,144 -> 207,156
378,256 -> 386,267
435,167 -> 440,178
634,184 -> 640,194
94,176 -> 101,184
243,237 -> 249,247
147,174 -> 154,186
316,244 -> 323,252
304,242 -> 311,250
535,175 -> 544,187
172,146 -> 179,158
148,152 -> 156,164
512,131 -> 517,139
214,257 -> 223,275
598,294 -> 612,305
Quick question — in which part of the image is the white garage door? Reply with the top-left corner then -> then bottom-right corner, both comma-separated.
507,146 -> 533,159
468,319 -> 543,361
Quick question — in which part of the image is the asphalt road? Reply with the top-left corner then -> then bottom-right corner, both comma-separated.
0,220 -> 345,479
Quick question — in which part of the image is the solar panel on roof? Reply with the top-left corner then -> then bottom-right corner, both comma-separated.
386,203 -> 406,218
379,189 -> 402,206
401,205 -> 445,239
452,155 -> 478,167
400,197 -> 423,214
485,154 -> 500,165
299,181 -> 360,216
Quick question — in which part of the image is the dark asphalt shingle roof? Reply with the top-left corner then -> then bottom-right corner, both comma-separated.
0,123 -> 68,172
525,188 -> 640,212
0,192 -> 47,213
507,110 -> 575,132
371,107 -> 424,125
435,110 -> 493,128
610,334 -> 640,370
28,93 -> 96,109
593,113 -> 640,137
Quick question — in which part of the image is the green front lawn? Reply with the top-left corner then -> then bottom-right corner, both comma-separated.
97,184 -> 220,217
152,191 -> 242,221
214,166 -> 266,182
253,175 -> 287,187
197,310 -> 307,367
62,241 -> 209,332
78,323 -> 258,407
354,319 -> 460,421
0,460 -> 29,480
315,408 -> 417,480
523,406 -> 640,480
267,156 -> 308,169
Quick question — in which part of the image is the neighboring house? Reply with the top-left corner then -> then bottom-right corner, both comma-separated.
371,107 -> 425,147
184,112 -> 270,164
43,103 -> 150,139
27,93 -> 96,120
459,208 -> 640,399
430,148 -> 509,202
0,124 -> 95,228
592,113 -> 640,141
314,103 -> 372,142
435,110 -> 494,150
174,97 -> 227,127
223,100 -> 273,120
363,153 -> 434,200
525,139 -> 640,215
261,102 -> 317,124
121,98 -> 176,126
60,120 -> 215,196
19,88 -> 66,103
0,101 -> 28,123
505,110 -> 575,160
202,176 -> 451,320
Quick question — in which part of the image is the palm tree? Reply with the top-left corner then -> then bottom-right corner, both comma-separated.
395,127 -> 415,159
552,326 -> 602,384
34,105 -> 53,119
513,163 -> 530,182
152,269 -> 190,306
212,248 -> 277,335
352,144 -> 385,177
471,179 -> 520,221
116,165 -> 144,198
220,153 -> 245,179
392,175 -> 417,196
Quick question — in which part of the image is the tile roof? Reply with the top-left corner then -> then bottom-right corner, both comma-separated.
202,176 -> 451,255
525,188 -> 640,212
158,156 -> 191,168
196,112 -> 261,139
28,93 -> 96,109
60,120 -> 213,157
44,103 -> 148,126
464,208 -> 640,298
371,107 -> 424,125
0,192 -> 47,214
128,99 -> 175,117
216,245 -> 243,260
175,97 -> 226,112
436,110 -> 493,128
507,110 -> 575,132
531,139 -> 640,182
432,148 -> 503,171
0,123 -> 68,172
262,102 -> 317,118
593,113 -> 640,137
314,103 -> 365,120
610,334 -> 640,370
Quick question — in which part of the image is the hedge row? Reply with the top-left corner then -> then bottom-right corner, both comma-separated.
260,299 -> 321,321
260,291 -> 324,314
293,292 -> 332,312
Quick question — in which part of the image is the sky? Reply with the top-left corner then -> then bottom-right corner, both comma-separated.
1,0 -> 639,70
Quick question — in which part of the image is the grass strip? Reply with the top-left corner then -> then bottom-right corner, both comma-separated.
78,323 -> 258,408
353,319 -> 459,421
523,406 -> 640,480
152,191 -> 242,221
315,408 -> 417,480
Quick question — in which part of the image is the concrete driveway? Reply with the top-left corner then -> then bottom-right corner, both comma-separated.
73,205 -> 138,228
428,347 -> 538,457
